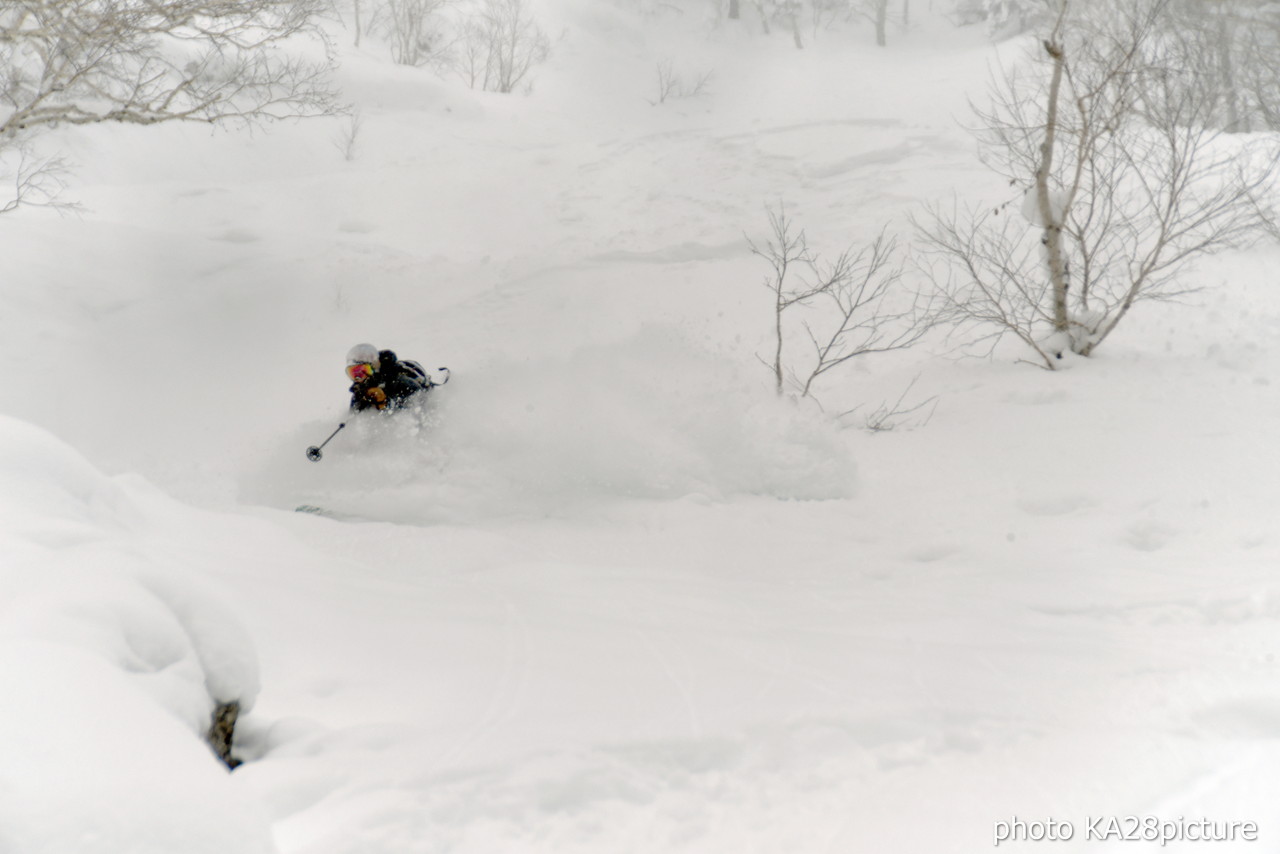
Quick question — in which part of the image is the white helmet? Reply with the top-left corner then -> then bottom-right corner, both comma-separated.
346,343 -> 380,370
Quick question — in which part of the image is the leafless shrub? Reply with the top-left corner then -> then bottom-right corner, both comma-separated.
842,375 -> 939,432
0,140 -> 78,215
331,110 -> 364,161
749,204 -> 932,401
648,60 -> 714,105
915,0 -> 1280,369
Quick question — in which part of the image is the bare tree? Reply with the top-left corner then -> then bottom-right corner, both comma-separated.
377,0 -> 450,66
916,0 -> 1280,368
750,205 -> 930,399
782,0 -> 805,47
809,0 -> 849,38
851,0 -> 890,45
454,0 -> 550,93
0,1 -> 344,217
0,0 -> 340,214
951,0 -> 1051,38
1155,0 -> 1280,133
751,0 -> 805,46
751,206 -> 805,394
0,0 -> 339,137
648,60 -> 714,105
798,0 -> 895,46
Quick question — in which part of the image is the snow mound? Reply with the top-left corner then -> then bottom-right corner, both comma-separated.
0,415 -> 273,853
245,327 -> 856,522
0,644 -> 275,854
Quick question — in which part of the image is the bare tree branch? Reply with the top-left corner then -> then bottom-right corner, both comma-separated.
0,0 -> 340,140
750,204 -> 931,401
0,138 -> 78,214
648,59 -> 714,106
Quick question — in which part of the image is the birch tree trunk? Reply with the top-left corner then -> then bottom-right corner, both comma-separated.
1036,36 -> 1072,337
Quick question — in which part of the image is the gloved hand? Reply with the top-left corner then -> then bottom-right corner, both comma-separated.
365,387 -> 388,409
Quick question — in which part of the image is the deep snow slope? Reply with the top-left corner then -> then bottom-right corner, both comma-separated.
0,416 -> 276,853
3,2 -> 1280,852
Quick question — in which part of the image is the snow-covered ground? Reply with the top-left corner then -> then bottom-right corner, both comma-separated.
3,3 -> 1280,852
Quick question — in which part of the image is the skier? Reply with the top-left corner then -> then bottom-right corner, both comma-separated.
346,343 -> 432,412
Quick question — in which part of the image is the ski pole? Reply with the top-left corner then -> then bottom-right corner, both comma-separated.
305,422 -> 346,462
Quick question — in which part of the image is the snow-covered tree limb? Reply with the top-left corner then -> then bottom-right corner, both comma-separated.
0,0 -> 340,139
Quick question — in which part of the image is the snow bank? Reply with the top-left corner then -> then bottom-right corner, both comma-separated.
244,326 -> 856,521
0,415 -> 273,852
0,643 -> 275,854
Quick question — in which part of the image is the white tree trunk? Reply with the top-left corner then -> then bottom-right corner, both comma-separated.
1036,38 -> 1072,338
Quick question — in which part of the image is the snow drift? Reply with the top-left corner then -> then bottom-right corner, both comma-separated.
0,415 -> 272,853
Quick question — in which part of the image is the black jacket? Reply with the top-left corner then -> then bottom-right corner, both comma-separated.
349,350 -> 430,412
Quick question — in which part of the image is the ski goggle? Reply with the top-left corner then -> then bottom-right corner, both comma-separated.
346,362 -> 374,381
